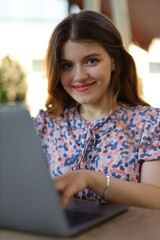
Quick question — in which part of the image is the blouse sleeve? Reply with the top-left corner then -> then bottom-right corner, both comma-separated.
138,108 -> 160,161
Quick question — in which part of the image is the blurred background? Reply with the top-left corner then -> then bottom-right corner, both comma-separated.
0,0 -> 160,116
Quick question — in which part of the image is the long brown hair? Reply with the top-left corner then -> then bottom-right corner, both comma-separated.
45,10 -> 149,117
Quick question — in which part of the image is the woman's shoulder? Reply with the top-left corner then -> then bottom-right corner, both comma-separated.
117,103 -> 160,128
119,103 -> 160,117
33,107 -> 76,127
33,109 -> 52,126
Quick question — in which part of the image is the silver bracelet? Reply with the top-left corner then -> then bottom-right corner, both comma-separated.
101,174 -> 110,199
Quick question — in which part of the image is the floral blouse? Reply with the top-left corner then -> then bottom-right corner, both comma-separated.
33,103 -> 160,200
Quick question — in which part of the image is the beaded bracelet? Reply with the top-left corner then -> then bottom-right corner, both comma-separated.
101,174 -> 110,200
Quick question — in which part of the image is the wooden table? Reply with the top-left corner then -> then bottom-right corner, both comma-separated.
0,207 -> 160,240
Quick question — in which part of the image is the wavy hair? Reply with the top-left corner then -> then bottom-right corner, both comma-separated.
45,10 -> 149,117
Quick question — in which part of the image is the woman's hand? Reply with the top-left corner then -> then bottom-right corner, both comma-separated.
54,170 -> 90,207
54,169 -> 106,208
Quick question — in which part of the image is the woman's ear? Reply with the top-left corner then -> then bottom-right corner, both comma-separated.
111,58 -> 115,71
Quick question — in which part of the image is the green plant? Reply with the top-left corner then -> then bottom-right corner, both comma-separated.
0,55 -> 27,103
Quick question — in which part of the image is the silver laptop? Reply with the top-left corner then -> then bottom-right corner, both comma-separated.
0,104 -> 129,237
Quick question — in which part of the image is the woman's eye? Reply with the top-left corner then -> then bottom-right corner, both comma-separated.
87,58 -> 98,65
61,63 -> 72,70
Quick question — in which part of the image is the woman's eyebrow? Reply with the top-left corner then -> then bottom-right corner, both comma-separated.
84,53 -> 101,58
82,53 -> 102,61
60,53 -> 101,63
59,58 -> 70,63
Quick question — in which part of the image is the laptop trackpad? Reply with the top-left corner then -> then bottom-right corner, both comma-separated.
65,200 -> 129,228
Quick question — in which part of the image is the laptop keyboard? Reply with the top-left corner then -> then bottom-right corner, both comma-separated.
65,210 -> 102,227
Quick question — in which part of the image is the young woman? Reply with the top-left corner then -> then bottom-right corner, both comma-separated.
33,10 -> 160,209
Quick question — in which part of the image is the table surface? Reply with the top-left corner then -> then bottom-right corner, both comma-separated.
1,206 -> 160,240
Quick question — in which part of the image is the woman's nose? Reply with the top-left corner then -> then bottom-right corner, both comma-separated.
73,66 -> 88,82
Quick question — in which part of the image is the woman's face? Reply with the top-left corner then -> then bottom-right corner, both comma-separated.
59,40 -> 115,107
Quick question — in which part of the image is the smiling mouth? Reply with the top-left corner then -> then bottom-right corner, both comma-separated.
73,82 -> 95,92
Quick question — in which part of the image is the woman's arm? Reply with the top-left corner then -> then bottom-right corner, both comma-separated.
54,160 -> 160,209
103,160 -> 160,209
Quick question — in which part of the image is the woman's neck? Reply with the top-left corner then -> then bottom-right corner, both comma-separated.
79,104 -> 111,122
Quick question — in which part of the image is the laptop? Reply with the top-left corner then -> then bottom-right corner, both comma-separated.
0,104 -> 129,237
